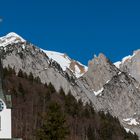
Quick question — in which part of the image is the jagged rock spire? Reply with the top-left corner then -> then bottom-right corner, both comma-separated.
83,53 -> 119,91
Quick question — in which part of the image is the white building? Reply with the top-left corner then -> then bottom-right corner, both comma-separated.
0,99 -> 11,139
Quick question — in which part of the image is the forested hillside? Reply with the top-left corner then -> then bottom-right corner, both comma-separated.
3,67 -> 139,140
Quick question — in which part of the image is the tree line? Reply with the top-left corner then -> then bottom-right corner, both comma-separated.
3,66 -> 139,140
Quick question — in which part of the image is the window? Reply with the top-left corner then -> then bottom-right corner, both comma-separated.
0,100 -> 4,112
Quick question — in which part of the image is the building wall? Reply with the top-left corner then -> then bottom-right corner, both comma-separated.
0,102 -> 11,139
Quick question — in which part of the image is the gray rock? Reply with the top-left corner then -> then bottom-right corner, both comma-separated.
119,50 -> 140,84
97,72 -> 140,137
83,53 -> 119,91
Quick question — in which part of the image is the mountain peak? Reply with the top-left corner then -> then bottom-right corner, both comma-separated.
88,53 -> 108,67
2,32 -> 25,41
98,53 -> 107,60
6,32 -> 21,37
0,32 -> 25,47
84,53 -> 119,91
114,50 -> 140,68
115,49 -> 140,83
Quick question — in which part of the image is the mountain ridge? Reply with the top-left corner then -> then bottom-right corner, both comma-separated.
1,32 -> 140,138
0,32 -> 87,78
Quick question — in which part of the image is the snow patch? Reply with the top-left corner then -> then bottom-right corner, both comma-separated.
106,80 -> 110,84
43,50 -> 71,71
118,71 -> 121,75
123,118 -> 139,126
114,61 -> 121,68
94,87 -> 104,96
124,128 -> 134,134
0,32 -> 25,47
42,50 -> 88,78
122,55 -> 133,63
22,44 -> 26,49
128,119 -> 139,125
74,65 -> 82,78
114,52 -> 137,68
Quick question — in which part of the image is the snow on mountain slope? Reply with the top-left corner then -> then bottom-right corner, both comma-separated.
0,32 -> 25,47
114,61 -> 121,68
114,51 -> 137,68
43,50 -> 88,78
114,49 -> 140,85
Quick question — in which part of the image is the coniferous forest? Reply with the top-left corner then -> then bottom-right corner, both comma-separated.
3,66 -> 139,140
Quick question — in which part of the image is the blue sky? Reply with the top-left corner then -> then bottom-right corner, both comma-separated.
0,0 -> 140,65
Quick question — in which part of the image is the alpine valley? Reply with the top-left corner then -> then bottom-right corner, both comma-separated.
1,32 -> 140,140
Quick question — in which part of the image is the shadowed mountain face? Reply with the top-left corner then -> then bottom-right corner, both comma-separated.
1,32 -> 140,138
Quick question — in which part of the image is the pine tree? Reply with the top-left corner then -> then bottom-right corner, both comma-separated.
48,82 -> 56,93
59,87 -> 65,97
44,83 -> 48,88
35,76 -> 41,83
23,72 -> 28,79
37,102 -> 69,140
11,87 -> 18,97
18,82 -> 25,97
87,126 -> 95,140
3,67 -> 8,77
28,72 -> 34,82
18,69 -> 24,78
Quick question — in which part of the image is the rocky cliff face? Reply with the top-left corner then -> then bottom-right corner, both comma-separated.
83,53 -> 119,91
97,72 -> 140,136
82,52 -> 140,137
1,32 -> 140,138
115,50 -> 140,84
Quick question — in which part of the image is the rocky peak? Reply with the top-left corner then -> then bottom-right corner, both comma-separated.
83,53 -> 119,91
115,49 -> 140,83
98,53 -> 108,62
88,53 -> 107,66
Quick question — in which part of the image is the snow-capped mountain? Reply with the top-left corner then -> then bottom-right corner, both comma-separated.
0,32 -> 87,78
1,32 -> 140,138
0,32 -> 25,47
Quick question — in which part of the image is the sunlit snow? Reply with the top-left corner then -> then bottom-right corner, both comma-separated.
42,50 -> 88,78
124,127 -> 134,134
0,32 -> 25,47
123,118 -> 139,126
94,87 -> 104,96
